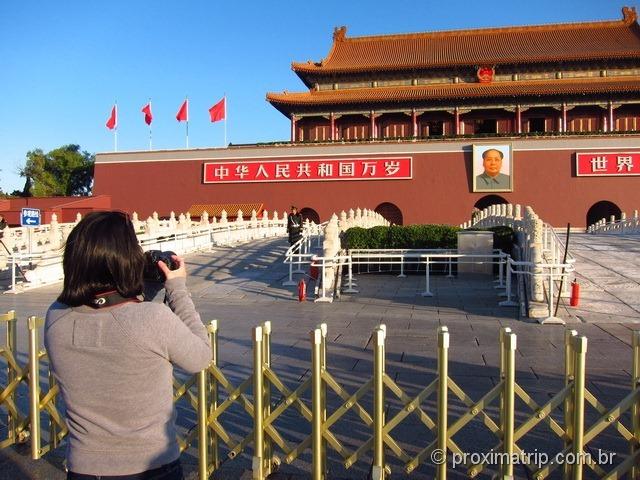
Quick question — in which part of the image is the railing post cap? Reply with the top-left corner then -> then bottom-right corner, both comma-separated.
633,331 -> 640,347
209,319 -> 218,331
572,335 -> 588,353
27,316 -> 44,330
312,328 -> 322,345
262,321 -> 271,335
379,324 -> 386,338
565,329 -> 578,341
438,329 -> 450,348
375,328 -> 385,345
506,332 -> 517,350
319,323 -> 327,337
254,326 -> 263,341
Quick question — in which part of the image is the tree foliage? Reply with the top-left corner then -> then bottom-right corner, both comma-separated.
20,144 -> 94,197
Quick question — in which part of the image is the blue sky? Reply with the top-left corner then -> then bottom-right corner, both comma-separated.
0,0 -> 631,193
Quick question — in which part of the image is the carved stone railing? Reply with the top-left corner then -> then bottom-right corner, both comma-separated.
588,210 -> 640,234
1,209 -> 287,292
466,204 -> 574,321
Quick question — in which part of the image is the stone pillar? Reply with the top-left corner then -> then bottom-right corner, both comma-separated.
531,218 -> 545,302
169,211 -> 177,230
339,210 -> 348,232
186,213 -> 192,224
178,213 -> 188,231
145,217 -> 157,235
48,213 -> 61,249
322,214 -> 341,294
262,210 -> 269,228
200,211 -> 209,226
251,210 -> 258,230
236,210 -> 244,224
131,212 -> 141,232
220,210 -> 228,225
514,204 -> 522,221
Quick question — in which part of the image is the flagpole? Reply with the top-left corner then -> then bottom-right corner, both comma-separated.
148,98 -> 153,151
185,96 -> 189,149
224,94 -> 227,147
114,102 -> 118,152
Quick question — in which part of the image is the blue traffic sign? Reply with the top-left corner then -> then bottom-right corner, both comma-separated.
21,208 -> 41,227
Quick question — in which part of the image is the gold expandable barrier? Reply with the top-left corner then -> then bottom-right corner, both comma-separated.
2,310 -> 640,479
0,310 -> 30,448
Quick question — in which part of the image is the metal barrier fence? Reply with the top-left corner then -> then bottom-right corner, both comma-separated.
2,312 -> 640,479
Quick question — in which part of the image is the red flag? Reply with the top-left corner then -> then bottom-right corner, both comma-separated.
141,102 -> 153,125
105,105 -> 117,130
176,99 -> 188,122
208,97 -> 226,123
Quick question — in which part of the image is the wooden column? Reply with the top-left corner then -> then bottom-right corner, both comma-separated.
562,103 -> 568,133
411,109 -> 418,138
290,115 -> 298,142
608,101 -> 615,132
330,113 -> 336,141
370,111 -> 376,140
515,105 -> 522,134
454,107 -> 460,135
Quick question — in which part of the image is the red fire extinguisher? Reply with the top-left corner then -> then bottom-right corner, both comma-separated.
570,281 -> 580,307
298,279 -> 307,302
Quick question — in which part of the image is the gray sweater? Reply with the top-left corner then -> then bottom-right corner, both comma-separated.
44,278 -> 212,476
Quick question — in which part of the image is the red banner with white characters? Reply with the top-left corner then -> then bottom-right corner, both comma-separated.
203,157 -> 412,183
576,152 -> 640,176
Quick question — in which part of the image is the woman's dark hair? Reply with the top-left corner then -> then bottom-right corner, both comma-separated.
58,211 -> 144,306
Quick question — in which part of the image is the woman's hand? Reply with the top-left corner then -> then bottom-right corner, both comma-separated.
158,254 -> 187,281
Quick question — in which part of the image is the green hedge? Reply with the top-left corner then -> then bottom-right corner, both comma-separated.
344,225 -> 461,250
343,224 -> 515,253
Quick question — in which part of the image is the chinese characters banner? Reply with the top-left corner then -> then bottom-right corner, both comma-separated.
576,152 -> 640,176
203,157 -> 412,183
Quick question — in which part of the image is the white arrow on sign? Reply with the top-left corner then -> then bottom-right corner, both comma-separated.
25,218 -> 37,225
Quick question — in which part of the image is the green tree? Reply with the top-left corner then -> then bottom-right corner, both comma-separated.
20,145 -> 94,196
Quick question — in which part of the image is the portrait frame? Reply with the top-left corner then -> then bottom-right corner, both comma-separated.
472,143 -> 513,193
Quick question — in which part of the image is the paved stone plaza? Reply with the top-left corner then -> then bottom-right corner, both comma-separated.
1,234 -> 640,479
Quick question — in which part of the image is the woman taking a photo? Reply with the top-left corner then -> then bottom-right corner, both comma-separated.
45,211 -> 212,480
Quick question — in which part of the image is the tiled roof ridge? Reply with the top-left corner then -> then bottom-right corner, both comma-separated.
291,6 -> 638,71
346,7 -> 636,42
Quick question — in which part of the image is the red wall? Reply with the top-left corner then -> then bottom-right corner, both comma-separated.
93,142 -> 640,228
0,195 -> 112,225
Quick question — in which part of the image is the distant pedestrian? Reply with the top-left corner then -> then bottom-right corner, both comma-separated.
287,205 -> 303,246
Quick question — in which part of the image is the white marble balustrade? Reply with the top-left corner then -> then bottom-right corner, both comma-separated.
588,210 -> 640,234
2,209 -> 287,292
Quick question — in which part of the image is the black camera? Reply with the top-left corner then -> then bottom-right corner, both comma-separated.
143,250 -> 178,283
